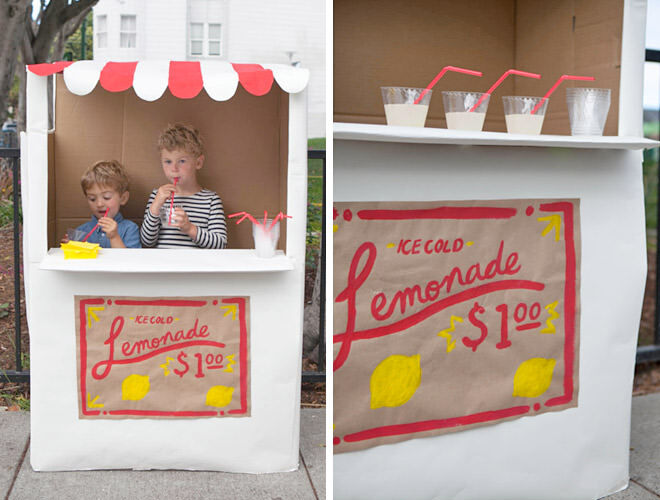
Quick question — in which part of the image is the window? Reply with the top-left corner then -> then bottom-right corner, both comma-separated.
190,22 -> 203,56
96,15 -> 107,49
208,23 -> 221,56
120,15 -> 137,48
189,22 -> 222,57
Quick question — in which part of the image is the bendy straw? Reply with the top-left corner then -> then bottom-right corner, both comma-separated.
81,207 -> 109,242
168,177 -> 179,224
228,211 -> 292,231
530,74 -> 595,114
414,66 -> 483,105
469,69 -> 541,112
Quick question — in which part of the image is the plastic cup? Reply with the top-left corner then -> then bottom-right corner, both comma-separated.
380,87 -> 431,127
160,204 -> 181,228
252,219 -> 280,258
502,96 -> 548,135
566,88 -> 611,136
441,91 -> 490,131
66,228 -> 86,241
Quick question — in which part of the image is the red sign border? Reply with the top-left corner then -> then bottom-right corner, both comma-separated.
334,201 -> 578,446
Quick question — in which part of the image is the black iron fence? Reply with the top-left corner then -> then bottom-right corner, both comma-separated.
0,148 -> 326,384
303,149 -> 326,383
639,49 -> 660,363
0,147 -> 26,383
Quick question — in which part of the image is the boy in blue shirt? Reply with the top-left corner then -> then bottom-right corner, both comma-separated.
63,160 -> 140,248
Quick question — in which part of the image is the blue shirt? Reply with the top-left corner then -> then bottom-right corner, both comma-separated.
76,213 -> 141,248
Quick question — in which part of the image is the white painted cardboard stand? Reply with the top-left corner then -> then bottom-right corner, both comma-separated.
333,1 -> 657,498
23,66 -> 308,472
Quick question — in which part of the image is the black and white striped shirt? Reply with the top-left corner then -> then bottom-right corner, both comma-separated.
140,189 -> 228,249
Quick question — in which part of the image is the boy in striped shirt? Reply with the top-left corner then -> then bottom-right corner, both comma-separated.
140,124 -> 228,249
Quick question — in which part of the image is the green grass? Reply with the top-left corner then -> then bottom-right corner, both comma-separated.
306,138 -> 326,269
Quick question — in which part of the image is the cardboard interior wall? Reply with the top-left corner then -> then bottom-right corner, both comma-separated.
49,74 -> 289,249
334,0 -> 622,135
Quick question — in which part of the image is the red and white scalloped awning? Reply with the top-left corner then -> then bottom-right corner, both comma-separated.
27,60 -> 309,101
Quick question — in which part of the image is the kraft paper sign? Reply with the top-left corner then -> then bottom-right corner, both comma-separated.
333,199 -> 580,453
75,296 -> 250,419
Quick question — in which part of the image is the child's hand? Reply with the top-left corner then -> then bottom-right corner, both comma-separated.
98,216 -> 119,240
172,207 -> 198,240
149,184 -> 177,215
60,233 -> 70,244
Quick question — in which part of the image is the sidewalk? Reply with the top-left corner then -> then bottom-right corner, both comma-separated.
0,408 -> 325,500
1,395 -> 658,500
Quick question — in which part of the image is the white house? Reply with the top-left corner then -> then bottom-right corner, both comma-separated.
92,0 -> 325,138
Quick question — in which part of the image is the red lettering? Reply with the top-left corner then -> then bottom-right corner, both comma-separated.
435,239 -> 444,253
453,238 -> 464,252
401,239 -> 412,255
334,242 -> 377,371
425,280 -> 440,301
371,293 -> 387,319
411,239 -> 421,254
92,316 -> 124,380
424,240 -> 434,254
505,251 -> 521,273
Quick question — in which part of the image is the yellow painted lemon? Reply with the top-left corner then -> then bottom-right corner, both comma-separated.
370,354 -> 421,409
513,357 -> 556,398
121,374 -> 150,401
206,385 -> 234,408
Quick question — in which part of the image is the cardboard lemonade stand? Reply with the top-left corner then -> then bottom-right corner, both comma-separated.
334,0 -> 658,498
22,60 -> 309,472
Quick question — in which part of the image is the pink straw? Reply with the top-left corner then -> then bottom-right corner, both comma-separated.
228,210 -> 292,231
469,69 -> 541,112
228,211 -> 259,225
168,177 -> 179,224
81,208 -> 110,242
414,66 -> 483,105
530,74 -> 595,114
268,212 -> 293,231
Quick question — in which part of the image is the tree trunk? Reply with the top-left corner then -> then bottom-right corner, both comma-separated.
0,0 -> 31,126
303,258 -> 322,363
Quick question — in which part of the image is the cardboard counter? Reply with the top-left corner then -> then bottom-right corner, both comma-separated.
22,60 -> 309,472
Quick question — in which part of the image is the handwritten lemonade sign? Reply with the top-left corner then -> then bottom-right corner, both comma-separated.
75,296 -> 250,419
333,200 -> 580,453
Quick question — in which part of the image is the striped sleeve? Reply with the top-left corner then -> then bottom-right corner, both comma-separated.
193,193 -> 227,249
140,190 -> 161,248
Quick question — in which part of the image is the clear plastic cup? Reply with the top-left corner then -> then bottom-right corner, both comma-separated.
502,96 -> 548,135
380,87 -> 432,127
252,219 -> 280,258
66,228 -> 86,241
160,204 -> 181,228
441,91 -> 490,131
566,88 -> 611,136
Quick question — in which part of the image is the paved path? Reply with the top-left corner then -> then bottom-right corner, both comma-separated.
0,408 -> 325,500
1,394 -> 658,499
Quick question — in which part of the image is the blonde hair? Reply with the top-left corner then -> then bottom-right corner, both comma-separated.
158,123 -> 204,158
80,160 -> 129,194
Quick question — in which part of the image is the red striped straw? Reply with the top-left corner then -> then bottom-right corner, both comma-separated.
469,69 -> 541,112
530,74 -> 595,114
414,66 -> 483,105
81,207 -> 110,242
168,177 -> 179,224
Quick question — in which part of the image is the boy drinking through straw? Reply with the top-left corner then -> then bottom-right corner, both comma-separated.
140,123 -> 228,249
62,160 -> 141,248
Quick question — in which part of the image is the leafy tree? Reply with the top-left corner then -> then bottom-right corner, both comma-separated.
0,0 -> 99,128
